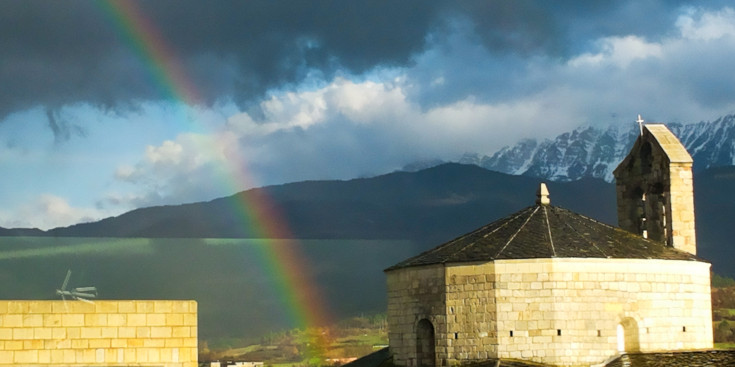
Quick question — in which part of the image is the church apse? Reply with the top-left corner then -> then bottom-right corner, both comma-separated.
613,122 -> 697,255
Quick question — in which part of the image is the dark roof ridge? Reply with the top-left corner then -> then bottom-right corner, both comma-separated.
541,206 -> 556,257
386,202 -> 704,271
384,205 -> 538,270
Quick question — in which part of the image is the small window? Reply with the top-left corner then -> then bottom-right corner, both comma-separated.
454,332 -> 458,339
597,330 -> 601,337
509,330 -> 513,337
557,329 -> 562,336
683,326 -> 686,332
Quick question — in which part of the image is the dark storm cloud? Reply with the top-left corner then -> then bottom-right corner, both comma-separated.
45,108 -> 85,144
0,0 -> 726,119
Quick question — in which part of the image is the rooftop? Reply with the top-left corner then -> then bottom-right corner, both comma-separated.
344,349 -> 735,367
387,184 -> 701,271
605,350 -> 735,366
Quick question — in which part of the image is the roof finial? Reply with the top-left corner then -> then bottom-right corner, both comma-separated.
637,114 -> 644,136
536,182 -> 550,205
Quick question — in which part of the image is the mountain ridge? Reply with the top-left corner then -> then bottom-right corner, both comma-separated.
39,164 -> 615,241
2,163 -> 734,278
460,114 -> 735,182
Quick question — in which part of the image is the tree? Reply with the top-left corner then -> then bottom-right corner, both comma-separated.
715,321 -> 733,343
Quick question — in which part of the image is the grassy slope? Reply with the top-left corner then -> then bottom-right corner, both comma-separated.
0,237 -> 414,340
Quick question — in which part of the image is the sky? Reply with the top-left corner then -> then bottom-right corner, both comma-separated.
1,0 -> 735,230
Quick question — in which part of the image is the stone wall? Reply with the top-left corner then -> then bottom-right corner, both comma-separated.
490,258 -> 712,366
444,263 -> 498,362
0,300 -> 197,367
387,265 -> 446,367
387,258 -> 713,367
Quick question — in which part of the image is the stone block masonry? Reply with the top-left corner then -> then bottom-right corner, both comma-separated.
0,300 -> 197,367
387,258 -> 713,367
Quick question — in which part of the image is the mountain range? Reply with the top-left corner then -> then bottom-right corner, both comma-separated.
12,164 -> 615,241
459,114 -> 735,182
2,162 -> 734,275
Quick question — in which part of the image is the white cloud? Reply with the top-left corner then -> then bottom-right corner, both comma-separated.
568,35 -> 663,68
0,194 -> 106,230
116,76 -> 589,209
112,132 -> 238,207
145,140 -> 184,165
677,7 -> 735,40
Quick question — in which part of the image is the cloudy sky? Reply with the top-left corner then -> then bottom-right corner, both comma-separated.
1,1 -> 735,230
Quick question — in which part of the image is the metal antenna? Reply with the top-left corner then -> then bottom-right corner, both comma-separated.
56,270 -> 97,304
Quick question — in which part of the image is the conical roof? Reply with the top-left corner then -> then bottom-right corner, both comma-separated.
387,199 -> 701,271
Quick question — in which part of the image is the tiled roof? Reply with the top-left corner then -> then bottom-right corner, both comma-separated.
344,349 -> 735,367
604,350 -> 735,366
341,348 -> 392,367
342,348 -> 552,367
387,204 -> 702,270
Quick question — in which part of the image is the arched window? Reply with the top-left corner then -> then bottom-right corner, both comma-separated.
416,319 -> 436,367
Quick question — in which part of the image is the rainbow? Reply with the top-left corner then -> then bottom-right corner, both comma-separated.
96,1 -> 332,359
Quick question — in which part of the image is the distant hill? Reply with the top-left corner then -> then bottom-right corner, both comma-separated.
0,227 -> 45,236
2,163 -> 732,276
41,163 -> 616,243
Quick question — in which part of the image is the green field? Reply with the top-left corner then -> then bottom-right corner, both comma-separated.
0,236 -> 415,341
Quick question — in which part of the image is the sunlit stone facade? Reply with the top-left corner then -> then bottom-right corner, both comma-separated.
386,123 -> 712,367
0,300 -> 197,367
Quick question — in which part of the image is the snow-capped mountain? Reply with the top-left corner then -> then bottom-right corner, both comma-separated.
460,114 -> 735,182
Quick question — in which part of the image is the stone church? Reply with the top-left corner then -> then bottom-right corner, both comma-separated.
383,123 -> 714,367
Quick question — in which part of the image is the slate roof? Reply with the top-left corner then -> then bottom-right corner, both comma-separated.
343,349 -> 735,367
604,350 -> 735,366
387,203 -> 702,271
341,348 -> 392,367
342,348 -> 552,367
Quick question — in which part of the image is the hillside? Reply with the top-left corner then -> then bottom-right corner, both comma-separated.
2,163 -> 734,276
44,164 -> 616,242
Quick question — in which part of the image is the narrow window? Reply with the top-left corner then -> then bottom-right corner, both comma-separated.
557,329 -> 562,336
454,332 -> 458,339
597,330 -> 601,337
641,193 -> 648,239
683,326 -> 686,332
509,331 -> 513,337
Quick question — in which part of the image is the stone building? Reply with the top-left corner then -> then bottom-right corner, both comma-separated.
0,300 -> 198,367
384,123 -> 713,367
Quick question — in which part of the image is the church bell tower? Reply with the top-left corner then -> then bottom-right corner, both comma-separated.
613,117 -> 697,254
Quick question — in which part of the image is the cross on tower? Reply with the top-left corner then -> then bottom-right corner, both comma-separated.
637,114 -> 644,136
